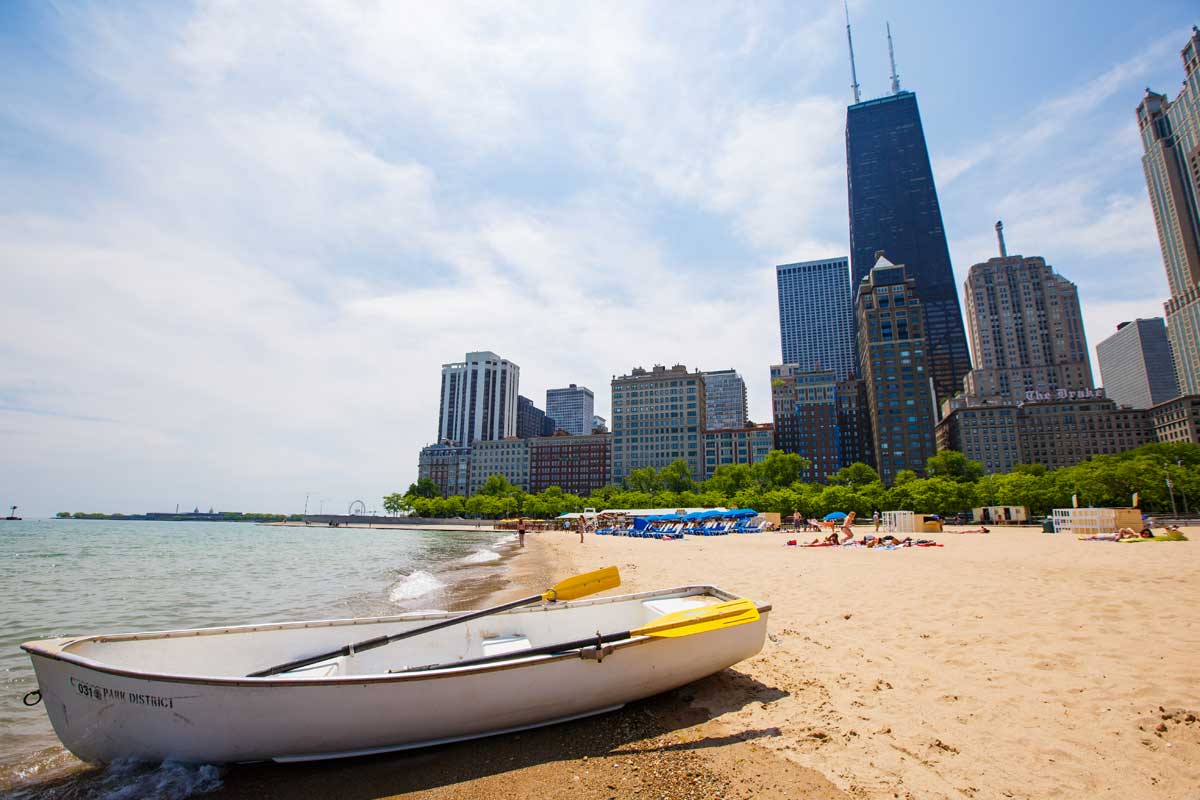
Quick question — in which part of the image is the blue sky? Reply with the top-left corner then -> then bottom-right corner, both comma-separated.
1,1 -> 1197,516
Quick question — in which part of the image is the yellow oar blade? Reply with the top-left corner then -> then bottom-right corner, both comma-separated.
541,565 -> 620,602
634,598 -> 760,638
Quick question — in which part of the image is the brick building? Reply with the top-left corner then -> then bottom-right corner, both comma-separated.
529,433 -> 613,496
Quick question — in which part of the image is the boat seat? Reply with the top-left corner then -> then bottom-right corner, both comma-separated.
481,635 -> 532,658
641,597 -> 710,620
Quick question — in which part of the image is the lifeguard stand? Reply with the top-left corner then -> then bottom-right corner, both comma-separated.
881,510 -> 916,533
1051,508 -> 1142,535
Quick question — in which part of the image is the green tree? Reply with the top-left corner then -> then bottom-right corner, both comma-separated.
758,487 -> 803,515
812,484 -> 862,517
382,493 -> 409,516
751,451 -> 809,490
477,474 -> 519,497
830,462 -> 880,487
702,464 -> 755,496
1011,463 -> 1047,477
925,450 -> 984,483
903,477 -> 977,516
660,459 -> 697,493
626,466 -> 663,494
893,469 -> 919,486
406,477 -> 441,499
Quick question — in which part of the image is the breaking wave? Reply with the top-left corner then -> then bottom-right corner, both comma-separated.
388,570 -> 445,603
461,548 -> 501,564
3,758 -> 224,800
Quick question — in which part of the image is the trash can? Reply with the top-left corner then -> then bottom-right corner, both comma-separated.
921,516 -> 943,533
1041,517 -> 1055,533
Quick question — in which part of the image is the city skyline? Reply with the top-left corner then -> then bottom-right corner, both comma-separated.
2,3 -> 1196,514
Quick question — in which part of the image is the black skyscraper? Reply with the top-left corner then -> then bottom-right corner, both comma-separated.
846,91 -> 972,404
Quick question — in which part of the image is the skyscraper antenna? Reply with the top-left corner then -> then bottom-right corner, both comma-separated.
845,0 -> 861,104
995,220 -> 1007,258
887,22 -> 900,94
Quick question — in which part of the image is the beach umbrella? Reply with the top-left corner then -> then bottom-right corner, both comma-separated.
823,512 -> 847,521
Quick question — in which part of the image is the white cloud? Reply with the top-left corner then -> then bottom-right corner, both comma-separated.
4,2 -> 822,514
933,33 -> 1179,188
0,4 -> 1184,515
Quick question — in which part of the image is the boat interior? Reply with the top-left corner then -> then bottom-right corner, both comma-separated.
44,586 -> 734,680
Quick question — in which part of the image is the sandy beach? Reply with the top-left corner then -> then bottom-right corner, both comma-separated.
167,524 -> 1196,800
18,525 -> 1199,799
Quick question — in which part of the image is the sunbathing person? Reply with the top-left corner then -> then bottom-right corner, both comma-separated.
954,525 -> 989,534
1081,529 -> 1139,541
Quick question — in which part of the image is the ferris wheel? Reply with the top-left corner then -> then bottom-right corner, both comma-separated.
348,500 -> 367,517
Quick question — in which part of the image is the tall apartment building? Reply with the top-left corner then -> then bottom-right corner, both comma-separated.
961,246 -> 1093,402
934,404 -> 1019,474
1150,394 -> 1200,443
417,443 -> 472,498
529,433 -> 613,496
702,369 -> 748,430
1015,399 -> 1153,469
701,424 -> 774,481
545,384 -> 594,436
469,438 -> 530,494
856,255 -> 938,483
1138,28 -> 1200,394
1096,318 -> 1180,409
936,397 -> 1154,473
516,395 -> 556,439
610,365 -> 706,482
846,90 -> 971,403
776,258 -> 856,378
770,366 -> 872,482
437,351 -> 519,446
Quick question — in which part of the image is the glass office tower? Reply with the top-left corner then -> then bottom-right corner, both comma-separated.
846,91 -> 971,405
776,258 -> 856,378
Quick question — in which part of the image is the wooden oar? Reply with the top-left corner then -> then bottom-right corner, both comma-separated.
247,565 -> 620,678
394,597 -> 759,674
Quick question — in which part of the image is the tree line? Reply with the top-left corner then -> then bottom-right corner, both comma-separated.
384,442 -> 1200,520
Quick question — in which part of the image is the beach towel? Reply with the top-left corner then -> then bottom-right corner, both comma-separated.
1118,533 -> 1189,543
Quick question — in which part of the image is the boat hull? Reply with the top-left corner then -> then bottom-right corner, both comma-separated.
25,590 -> 769,764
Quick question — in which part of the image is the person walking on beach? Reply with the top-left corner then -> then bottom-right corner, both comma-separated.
576,514 -> 586,543
873,510 -> 880,532
518,517 -> 527,548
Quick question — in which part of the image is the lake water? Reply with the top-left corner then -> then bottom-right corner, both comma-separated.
0,519 -> 516,798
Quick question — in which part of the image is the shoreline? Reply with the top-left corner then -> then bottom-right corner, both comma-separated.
262,521 -> 508,532
0,526 -> 525,799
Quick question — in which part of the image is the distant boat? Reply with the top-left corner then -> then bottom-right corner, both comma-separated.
4,505 -> 19,521
22,585 -> 769,764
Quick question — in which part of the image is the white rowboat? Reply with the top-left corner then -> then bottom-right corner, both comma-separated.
22,585 -> 770,764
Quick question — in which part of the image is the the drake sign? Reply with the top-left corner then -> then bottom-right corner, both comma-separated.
1025,388 -> 1104,402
